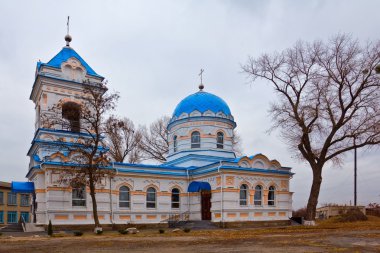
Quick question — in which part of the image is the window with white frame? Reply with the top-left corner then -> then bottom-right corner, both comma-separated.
268,186 -> 275,206
254,185 -> 262,206
173,135 -> 178,152
72,186 -> 86,207
191,131 -> 201,148
7,192 -> 17,206
239,184 -> 248,205
171,188 -> 180,208
217,132 -> 224,149
20,194 -> 29,206
146,187 -> 156,208
119,186 -> 130,208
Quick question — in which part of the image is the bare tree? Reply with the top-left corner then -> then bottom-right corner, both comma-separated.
139,116 -> 170,162
42,83 -> 119,230
104,116 -> 142,163
232,129 -> 243,156
243,34 -> 380,224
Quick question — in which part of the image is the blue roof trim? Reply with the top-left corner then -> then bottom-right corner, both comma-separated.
40,47 -> 103,78
172,91 -> 232,118
166,149 -> 236,160
11,182 -> 35,193
116,168 -> 186,177
113,162 -> 187,171
188,181 -> 211,192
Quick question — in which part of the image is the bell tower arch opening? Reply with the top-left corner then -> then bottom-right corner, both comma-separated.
62,102 -> 81,132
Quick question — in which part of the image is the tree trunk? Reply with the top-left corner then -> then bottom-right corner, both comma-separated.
304,166 -> 323,225
89,172 -> 100,228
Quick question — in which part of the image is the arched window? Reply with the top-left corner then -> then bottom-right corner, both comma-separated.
217,132 -> 224,149
268,186 -> 275,206
173,135 -> 178,152
239,184 -> 248,206
191,131 -> 201,148
62,102 -> 81,132
254,185 -> 262,206
119,186 -> 130,208
72,186 -> 86,206
171,188 -> 180,208
146,187 -> 156,208
216,132 -> 224,149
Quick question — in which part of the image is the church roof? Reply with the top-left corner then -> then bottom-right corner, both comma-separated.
37,46 -> 103,78
172,91 -> 232,117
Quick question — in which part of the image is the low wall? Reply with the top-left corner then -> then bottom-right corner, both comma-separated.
216,220 -> 291,228
46,223 -> 169,231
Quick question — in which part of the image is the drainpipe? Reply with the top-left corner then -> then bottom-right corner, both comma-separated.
109,162 -> 116,225
217,161 -> 224,225
186,168 -> 190,215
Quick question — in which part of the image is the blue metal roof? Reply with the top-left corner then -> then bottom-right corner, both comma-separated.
172,91 -> 232,117
187,181 -> 211,192
11,182 -> 35,193
38,47 -> 103,78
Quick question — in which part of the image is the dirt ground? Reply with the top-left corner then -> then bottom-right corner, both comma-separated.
1,217 -> 380,253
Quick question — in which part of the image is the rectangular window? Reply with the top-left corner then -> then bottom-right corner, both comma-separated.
0,192 -> 3,204
7,211 -> 17,223
21,212 -> 29,223
0,211 -> 3,223
72,187 -> 86,207
7,192 -> 17,206
20,194 -> 29,207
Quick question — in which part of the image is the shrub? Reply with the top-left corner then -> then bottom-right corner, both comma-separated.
96,230 -> 103,235
183,228 -> 191,233
159,229 -> 165,234
47,220 -> 53,236
337,208 -> 368,222
73,231 -> 83,236
0,232 -> 3,237
118,229 -> 128,235
292,207 -> 307,218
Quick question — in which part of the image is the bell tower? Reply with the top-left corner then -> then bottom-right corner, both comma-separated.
27,33 -> 105,171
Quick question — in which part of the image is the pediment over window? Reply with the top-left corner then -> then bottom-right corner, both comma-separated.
237,154 -> 282,170
61,57 -> 87,82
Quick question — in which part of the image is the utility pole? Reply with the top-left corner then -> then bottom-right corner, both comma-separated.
354,138 -> 357,206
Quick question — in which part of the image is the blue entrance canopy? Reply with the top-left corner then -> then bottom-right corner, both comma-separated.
188,181 -> 211,192
11,182 -> 35,193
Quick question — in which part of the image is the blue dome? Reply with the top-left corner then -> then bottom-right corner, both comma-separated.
172,91 -> 232,118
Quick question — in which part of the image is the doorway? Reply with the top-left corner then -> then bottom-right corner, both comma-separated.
201,190 -> 211,220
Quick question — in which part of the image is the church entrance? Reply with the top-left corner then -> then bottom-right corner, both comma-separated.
201,190 -> 212,220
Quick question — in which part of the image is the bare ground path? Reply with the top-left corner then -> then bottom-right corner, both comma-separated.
1,217 -> 380,253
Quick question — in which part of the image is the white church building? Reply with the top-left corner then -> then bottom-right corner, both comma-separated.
24,34 -> 294,227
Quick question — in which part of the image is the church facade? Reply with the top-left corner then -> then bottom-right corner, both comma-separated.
26,35 -> 293,227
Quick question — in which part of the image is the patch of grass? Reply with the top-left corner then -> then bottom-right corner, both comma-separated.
96,230 -> 103,235
159,229 -> 165,234
336,208 -> 368,222
118,229 -> 128,235
183,228 -> 191,233
73,231 -> 83,236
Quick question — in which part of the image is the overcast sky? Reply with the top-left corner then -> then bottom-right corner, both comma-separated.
0,0 -> 379,209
